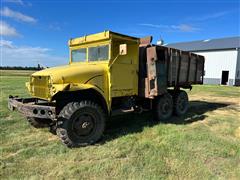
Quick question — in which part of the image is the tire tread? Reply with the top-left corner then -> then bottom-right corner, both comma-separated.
56,101 -> 106,147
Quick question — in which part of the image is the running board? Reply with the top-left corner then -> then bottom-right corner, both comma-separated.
111,107 -> 135,116
111,107 -> 149,116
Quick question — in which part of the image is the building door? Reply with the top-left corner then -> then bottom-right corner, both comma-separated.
221,71 -> 229,85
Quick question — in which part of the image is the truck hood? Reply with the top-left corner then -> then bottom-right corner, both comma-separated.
32,63 -> 108,84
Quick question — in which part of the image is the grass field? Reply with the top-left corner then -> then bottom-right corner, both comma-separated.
0,70 -> 35,76
0,71 -> 240,179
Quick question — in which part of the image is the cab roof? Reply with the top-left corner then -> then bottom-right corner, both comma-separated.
68,31 -> 139,47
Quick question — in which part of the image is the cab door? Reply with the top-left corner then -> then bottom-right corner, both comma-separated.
110,43 -> 139,97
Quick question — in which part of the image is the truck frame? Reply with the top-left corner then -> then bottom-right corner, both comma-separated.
8,31 -> 204,147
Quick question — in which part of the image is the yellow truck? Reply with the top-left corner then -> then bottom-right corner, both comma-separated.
8,31 -> 204,147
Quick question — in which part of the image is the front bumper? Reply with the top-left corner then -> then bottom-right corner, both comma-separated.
8,96 -> 56,120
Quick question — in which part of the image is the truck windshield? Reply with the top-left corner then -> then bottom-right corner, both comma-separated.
71,45 -> 109,63
72,48 -> 87,62
88,45 -> 109,61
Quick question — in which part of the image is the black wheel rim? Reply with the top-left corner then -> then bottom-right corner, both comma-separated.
72,113 -> 95,137
162,102 -> 170,114
177,95 -> 187,111
160,97 -> 172,116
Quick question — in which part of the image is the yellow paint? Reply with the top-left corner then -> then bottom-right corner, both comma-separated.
27,31 -> 140,111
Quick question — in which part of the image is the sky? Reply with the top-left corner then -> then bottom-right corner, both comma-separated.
0,0 -> 239,67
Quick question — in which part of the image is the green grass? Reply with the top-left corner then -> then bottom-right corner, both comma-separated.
0,70 -> 35,76
0,71 -> 240,179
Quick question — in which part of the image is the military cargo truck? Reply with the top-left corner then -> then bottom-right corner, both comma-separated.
8,31 -> 204,147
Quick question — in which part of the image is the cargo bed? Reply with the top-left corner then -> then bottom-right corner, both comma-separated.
138,44 -> 205,98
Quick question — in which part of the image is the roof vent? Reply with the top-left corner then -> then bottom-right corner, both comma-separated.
157,37 -> 164,45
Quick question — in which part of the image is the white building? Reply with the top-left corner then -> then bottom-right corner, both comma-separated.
166,37 -> 240,86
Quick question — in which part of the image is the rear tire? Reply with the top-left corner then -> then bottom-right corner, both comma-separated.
154,93 -> 173,121
56,101 -> 106,147
27,117 -> 50,128
173,90 -> 189,116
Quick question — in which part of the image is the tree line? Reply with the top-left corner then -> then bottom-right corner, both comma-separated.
0,64 -> 44,70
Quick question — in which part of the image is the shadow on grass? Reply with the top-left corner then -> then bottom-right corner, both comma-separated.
103,100 -> 231,142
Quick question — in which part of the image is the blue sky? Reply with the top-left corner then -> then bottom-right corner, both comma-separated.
1,0 -> 239,67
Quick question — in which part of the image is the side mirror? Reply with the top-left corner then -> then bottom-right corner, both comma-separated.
119,44 -> 127,55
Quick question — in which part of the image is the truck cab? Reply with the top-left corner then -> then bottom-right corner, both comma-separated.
26,31 -> 139,113
8,31 -> 204,147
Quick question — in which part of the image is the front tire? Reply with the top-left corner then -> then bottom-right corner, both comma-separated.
154,93 -> 173,121
56,101 -> 106,147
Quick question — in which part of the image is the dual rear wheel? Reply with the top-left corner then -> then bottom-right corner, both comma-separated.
173,90 -> 189,116
154,90 -> 189,121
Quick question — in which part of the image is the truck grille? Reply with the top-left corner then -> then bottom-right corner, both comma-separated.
30,75 -> 51,99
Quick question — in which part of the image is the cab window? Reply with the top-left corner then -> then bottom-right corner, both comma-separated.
88,45 -> 109,61
72,48 -> 86,62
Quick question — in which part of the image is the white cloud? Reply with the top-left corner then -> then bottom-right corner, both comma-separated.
139,23 -> 200,32
0,7 -> 36,23
186,11 -> 230,22
3,0 -> 32,6
171,24 -> 200,32
0,39 -> 14,48
138,23 -> 167,29
1,40 -> 67,67
49,23 -> 61,31
0,21 -> 20,36
3,0 -> 24,5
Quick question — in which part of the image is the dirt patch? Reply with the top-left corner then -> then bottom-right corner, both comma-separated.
47,136 -> 58,141
190,95 -> 240,115
5,115 -> 13,120
2,149 -> 25,160
190,95 -> 240,105
234,127 -> 240,139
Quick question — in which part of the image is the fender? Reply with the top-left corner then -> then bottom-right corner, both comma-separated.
51,83 -> 110,111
